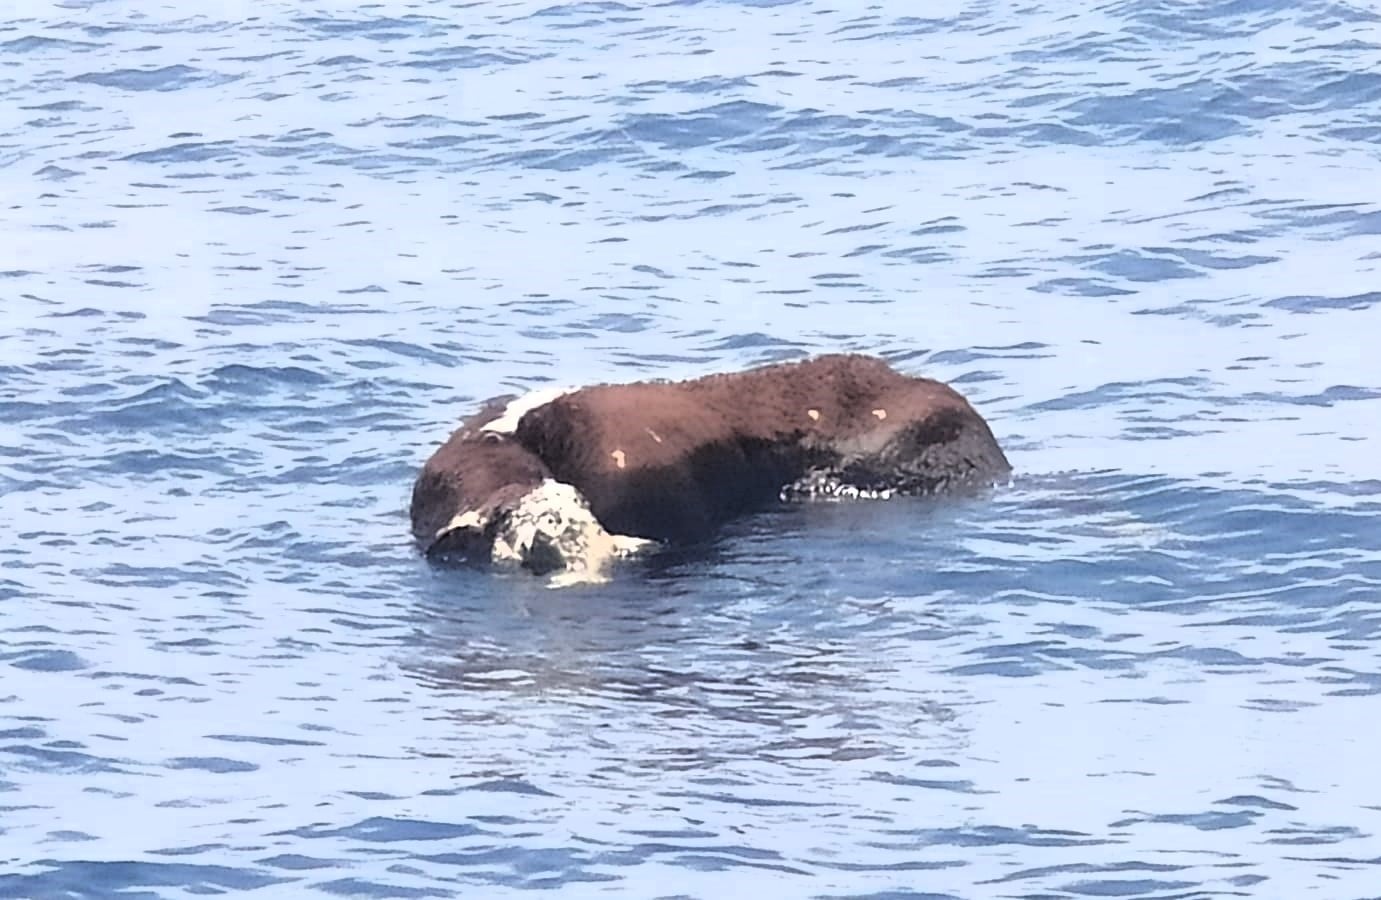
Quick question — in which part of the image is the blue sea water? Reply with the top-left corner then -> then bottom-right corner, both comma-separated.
2,0 -> 1380,897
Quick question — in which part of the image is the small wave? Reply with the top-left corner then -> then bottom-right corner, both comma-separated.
71,64 -> 239,92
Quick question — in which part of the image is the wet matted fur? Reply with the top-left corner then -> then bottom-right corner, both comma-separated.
410,353 -> 1011,581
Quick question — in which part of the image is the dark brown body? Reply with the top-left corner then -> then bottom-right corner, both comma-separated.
410,354 -> 1011,555
408,398 -> 553,554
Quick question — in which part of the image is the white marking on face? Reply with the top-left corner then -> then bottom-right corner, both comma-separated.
807,409 -> 821,421
610,449 -> 626,469
871,408 -> 887,420
489,479 -> 653,586
439,509 -> 485,538
481,386 -> 571,435
645,428 -> 663,443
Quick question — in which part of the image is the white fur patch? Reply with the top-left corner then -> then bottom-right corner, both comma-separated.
481,386 -> 571,436
439,509 -> 485,538
489,479 -> 653,586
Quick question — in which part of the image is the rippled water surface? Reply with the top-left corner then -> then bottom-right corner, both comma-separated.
2,1 -> 1380,897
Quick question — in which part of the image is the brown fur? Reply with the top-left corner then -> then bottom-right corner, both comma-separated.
409,399 -> 553,552
512,354 -> 1010,543
410,354 -> 1010,561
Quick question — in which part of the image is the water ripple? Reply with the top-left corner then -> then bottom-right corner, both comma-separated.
1,0 -> 1378,897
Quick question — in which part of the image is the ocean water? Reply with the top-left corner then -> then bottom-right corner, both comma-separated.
2,0 -> 1380,897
